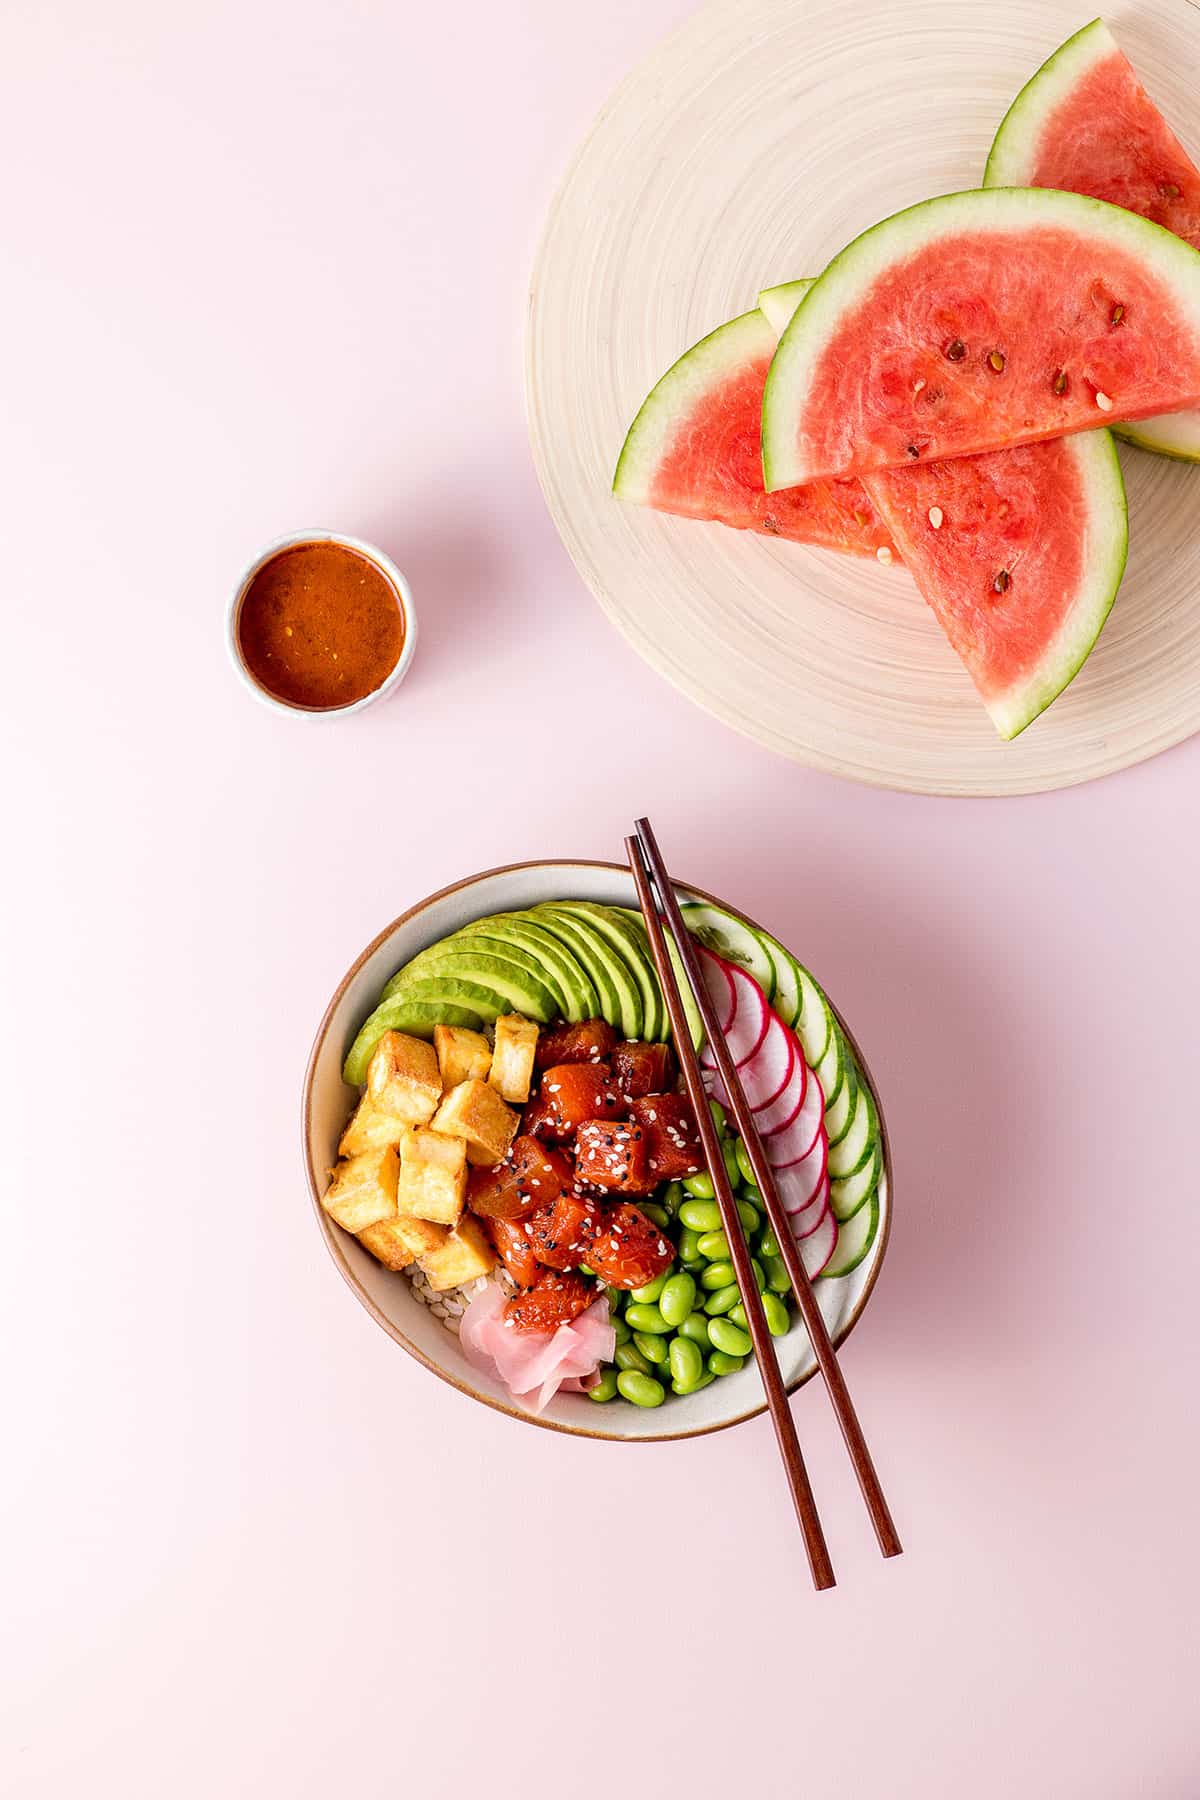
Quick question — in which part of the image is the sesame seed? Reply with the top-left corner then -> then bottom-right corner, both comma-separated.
1096,391 -> 1112,411
876,546 -> 893,566
928,507 -> 943,529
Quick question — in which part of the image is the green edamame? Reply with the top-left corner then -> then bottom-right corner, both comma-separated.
615,1342 -> 652,1376
708,1350 -> 745,1376
736,1198 -> 761,1234
639,1201 -> 670,1229
578,1263 -> 595,1277
709,1318 -> 752,1357
668,1336 -> 703,1389
662,1181 -> 685,1215
758,1225 -> 781,1259
722,1137 -> 741,1186
625,1302 -> 671,1335
735,1137 -> 756,1187
704,1283 -> 741,1316
672,1371 -> 716,1396
611,1313 -> 632,1346
708,1099 -> 727,1136
699,1260 -> 736,1291
682,1172 -> 716,1201
658,1272 -> 697,1328
763,1255 -> 791,1295
604,1284 -> 625,1310
729,1302 -> 748,1329
678,1312 -> 712,1347
761,1291 -> 790,1338
678,1198 -> 721,1232
696,1229 -> 731,1262
677,1225 -> 705,1262
633,1331 -> 670,1365
631,1272 -> 669,1304
616,1370 -> 665,1408
750,1257 -> 766,1293
588,1369 -> 619,1402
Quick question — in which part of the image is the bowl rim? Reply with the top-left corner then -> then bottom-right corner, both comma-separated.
302,858 -> 893,1443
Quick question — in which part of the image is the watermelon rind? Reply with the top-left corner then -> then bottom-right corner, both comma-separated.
758,279 -> 813,336
612,309 -> 778,502
761,186 -> 1200,490
984,19 -> 1200,464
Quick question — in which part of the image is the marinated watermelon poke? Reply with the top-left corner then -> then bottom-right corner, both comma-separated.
321,901 -> 884,1413
614,18 -> 1200,741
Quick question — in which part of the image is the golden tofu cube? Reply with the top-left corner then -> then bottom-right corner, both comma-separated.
488,1014 -> 539,1104
434,1023 -> 493,1089
397,1126 -> 468,1225
338,1096 -> 408,1158
356,1217 -> 418,1271
321,1146 -> 398,1233
366,1030 -> 442,1125
430,1078 -> 519,1166
391,1215 -> 448,1259
419,1213 -> 496,1291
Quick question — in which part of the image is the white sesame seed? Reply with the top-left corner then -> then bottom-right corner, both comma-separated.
913,378 -> 926,395
928,507 -> 943,529
1096,391 -> 1113,411
876,545 -> 894,565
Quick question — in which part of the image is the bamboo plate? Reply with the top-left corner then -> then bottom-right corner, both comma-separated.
525,0 -> 1200,796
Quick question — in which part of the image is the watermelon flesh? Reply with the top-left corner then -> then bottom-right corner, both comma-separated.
762,188 -> 1200,486
985,18 -> 1200,462
758,282 -> 1128,738
613,309 -> 897,559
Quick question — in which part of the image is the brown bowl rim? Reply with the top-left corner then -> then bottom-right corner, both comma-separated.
302,858 -> 893,1443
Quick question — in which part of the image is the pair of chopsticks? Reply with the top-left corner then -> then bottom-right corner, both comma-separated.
627,817 -> 901,1591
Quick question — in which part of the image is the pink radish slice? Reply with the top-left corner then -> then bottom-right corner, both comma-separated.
776,1140 -> 828,1216
704,1019 -> 799,1116
699,959 -> 769,1072
764,1059 -> 825,1166
746,1041 -> 806,1132
696,946 -> 737,1038
794,1205 -> 838,1277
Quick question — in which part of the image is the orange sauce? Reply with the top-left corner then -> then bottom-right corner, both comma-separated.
237,541 -> 406,710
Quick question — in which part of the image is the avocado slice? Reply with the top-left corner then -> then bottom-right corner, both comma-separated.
453,914 -> 598,1020
556,902 -> 664,1040
386,933 -> 569,1017
342,997 -> 485,1088
389,955 -> 558,1023
531,906 -> 641,1037
615,906 -> 704,1050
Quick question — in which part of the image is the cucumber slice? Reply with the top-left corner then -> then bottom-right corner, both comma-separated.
819,1191 -> 880,1279
794,968 -> 831,1068
564,903 -> 663,1039
823,1052 -> 858,1145
830,1144 -> 880,1221
342,998 -> 486,1087
827,1083 -> 873,1179
813,1014 -> 844,1109
680,903 -> 776,1001
754,931 -> 802,1027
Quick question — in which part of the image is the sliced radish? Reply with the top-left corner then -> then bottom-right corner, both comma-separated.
764,1058 -> 825,1166
704,1018 -> 798,1115
696,945 -> 736,1037
794,1205 -> 838,1278
776,1140 -> 828,1216
699,959 -> 769,1072
747,1043 -> 806,1133
790,1182 -> 830,1236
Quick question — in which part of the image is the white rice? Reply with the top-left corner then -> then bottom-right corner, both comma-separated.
407,1264 -> 515,1335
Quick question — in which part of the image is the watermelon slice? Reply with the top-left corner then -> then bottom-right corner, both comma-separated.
612,309 -> 897,559
761,187 -> 1200,487
759,280 -> 1129,738
985,18 -> 1200,463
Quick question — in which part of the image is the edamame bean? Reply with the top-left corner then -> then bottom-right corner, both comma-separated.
625,1302 -> 671,1335
605,1284 -> 625,1310
761,1291 -> 790,1338
708,1099 -> 727,1136
722,1138 -> 741,1186
678,1312 -> 712,1347
677,1225 -> 706,1261
736,1198 -> 761,1234
631,1272 -> 670,1305
750,1257 -> 766,1293
729,1302 -> 748,1329
758,1225 -> 781,1259
578,1263 -> 595,1277
735,1138 -> 756,1188
633,1331 -> 670,1365
678,1199 -> 722,1233
662,1181 -> 685,1215
708,1350 -> 745,1377
658,1272 -> 697,1328
682,1172 -> 716,1201
696,1229 -> 731,1261
615,1342 -> 652,1376
616,1370 -> 665,1408
588,1369 -> 619,1402
704,1283 -> 741,1316
763,1255 -> 791,1295
639,1201 -> 670,1229
668,1336 -> 703,1389
672,1371 -> 715,1396
611,1313 -> 632,1347
699,1260 -> 736,1291
709,1318 -> 752,1357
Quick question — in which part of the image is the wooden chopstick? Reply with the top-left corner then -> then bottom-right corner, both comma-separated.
635,816 -> 902,1563
626,833 -> 836,1591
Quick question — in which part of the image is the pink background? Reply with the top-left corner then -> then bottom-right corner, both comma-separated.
4,2 -> 1198,1794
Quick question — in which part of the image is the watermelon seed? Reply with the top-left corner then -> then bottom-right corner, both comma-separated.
987,350 -> 1006,374
1110,304 -> 1126,328
1096,391 -> 1113,411
876,546 -> 894,566
928,507 -> 943,530
1160,181 -> 1182,199
993,570 -> 1011,595
761,515 -> 780,534
944,338 -> 966,362
1053,368 -> 1069,396
905,443 -> 921,458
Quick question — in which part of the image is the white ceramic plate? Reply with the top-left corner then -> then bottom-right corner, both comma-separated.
303,861 -> 891,1441
525,0 -> 1200,796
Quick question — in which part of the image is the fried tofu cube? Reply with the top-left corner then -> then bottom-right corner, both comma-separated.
418,1213 -> 497,1291
488,1014 -> 540,1104
338,1096 -> 409,1158
321,1146 -> 399,1233
431,1077 -> 519,1166
366,1030 -> 442,1125
391,1215 -> 448,1259
397,1126 -> 468,1225
356,1217 -> 418,1271
434,1024 -> 493,1090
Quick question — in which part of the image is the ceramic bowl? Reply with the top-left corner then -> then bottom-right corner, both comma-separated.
303,860 -> 891,1441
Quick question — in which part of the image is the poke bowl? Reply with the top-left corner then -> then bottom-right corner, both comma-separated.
303,860 -> 892,1441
